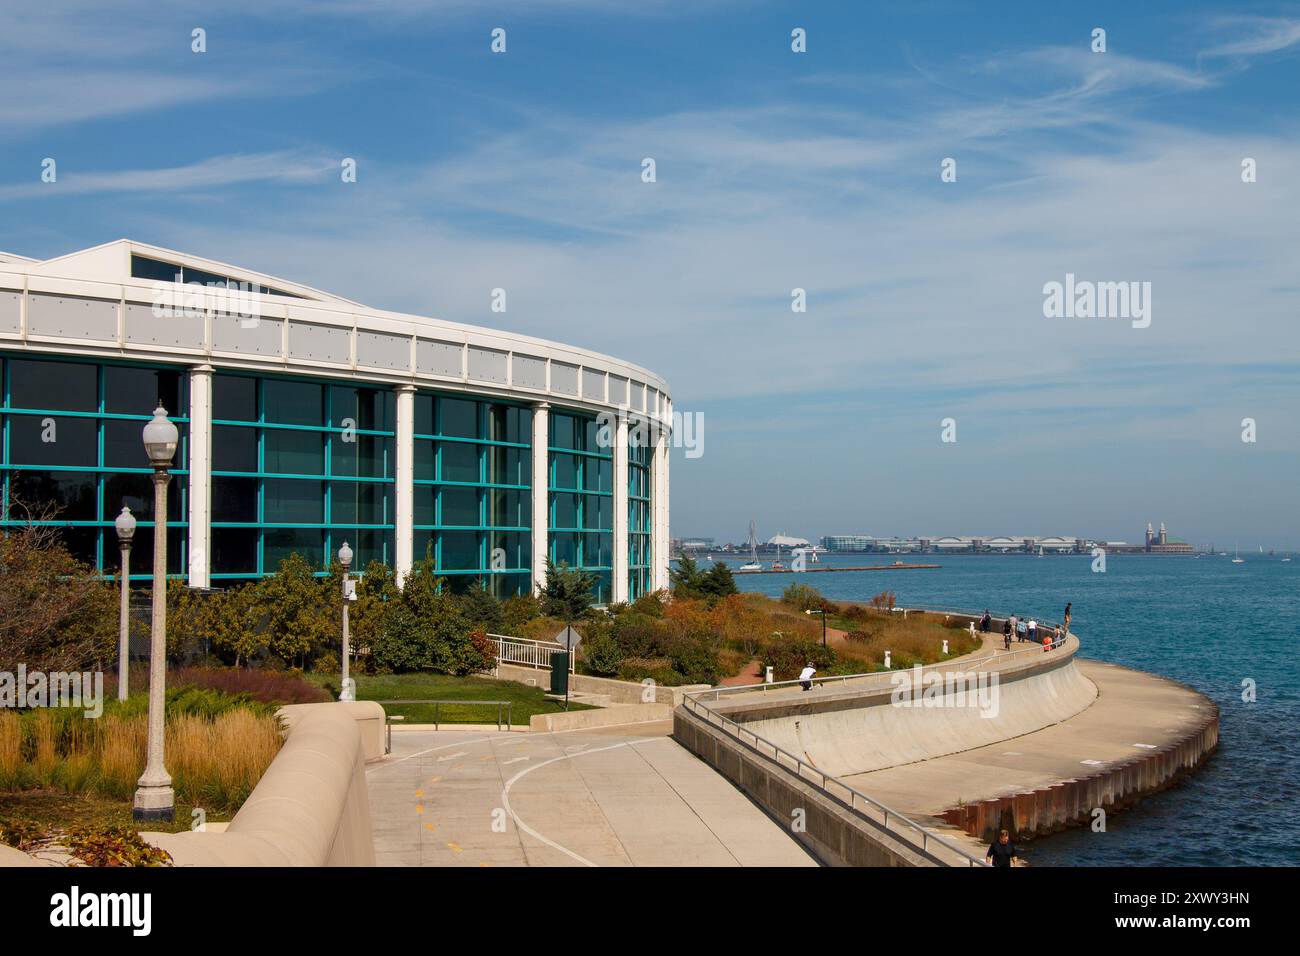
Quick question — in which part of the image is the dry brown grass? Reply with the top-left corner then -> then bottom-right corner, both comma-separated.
1,708 -> 280,812
0,712 -> 19,784
839,610 -> 980,666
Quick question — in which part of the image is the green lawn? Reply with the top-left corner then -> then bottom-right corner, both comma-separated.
310,672 -> 595,725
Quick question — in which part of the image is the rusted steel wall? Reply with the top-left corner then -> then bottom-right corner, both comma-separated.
941,702 -> 1219,842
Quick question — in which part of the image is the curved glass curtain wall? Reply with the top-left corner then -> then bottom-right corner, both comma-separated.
0,353 -> 189,579
548,410 -> 613,605
210,371 -> 395,578
412,391 -> 532,598
627,426 -> 653,599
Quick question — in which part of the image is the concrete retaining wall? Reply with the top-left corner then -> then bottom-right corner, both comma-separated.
721,641 -> 1096,777
279,700 -> 387,762
940,697 -> 1220,842
491,661 -> 708,706
142,702 -> 379,866
530,702 -> 672,732
674,706 -> 933,867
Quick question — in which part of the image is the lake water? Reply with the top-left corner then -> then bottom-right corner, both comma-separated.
711,551 -> 1299,866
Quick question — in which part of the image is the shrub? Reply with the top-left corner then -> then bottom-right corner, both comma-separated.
760,637 -> 836,682
501,593 -> 542,630
459,580 -> 504,633
780,583 -> 824,612
0,816 -> 46,851
581,630 -> 625,677
0,500 -> 117,672
65,826 -> 173,867
168,667 -> 330,705
616,657 -> 680,686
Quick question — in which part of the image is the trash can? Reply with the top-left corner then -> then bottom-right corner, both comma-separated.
550,652 -> 570,697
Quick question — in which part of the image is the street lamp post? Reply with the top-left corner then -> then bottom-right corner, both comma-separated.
133,406 -> 177,823
114,506 -> 136,702
338,541 -> 355,701
806,608 -> 827,647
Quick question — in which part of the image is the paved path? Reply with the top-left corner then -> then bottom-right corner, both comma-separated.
366,721 -> 817,867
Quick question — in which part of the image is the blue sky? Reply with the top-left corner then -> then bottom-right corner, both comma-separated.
4,1 -> 1300,547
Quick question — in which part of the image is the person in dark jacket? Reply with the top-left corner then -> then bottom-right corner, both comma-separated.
986,829 -> 1020,868
980,610 -> 992,633
1002,617 -> 1012,650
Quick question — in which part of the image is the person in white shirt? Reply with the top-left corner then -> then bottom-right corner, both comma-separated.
1027,619 -> 1038,643
799,663 -> 816,692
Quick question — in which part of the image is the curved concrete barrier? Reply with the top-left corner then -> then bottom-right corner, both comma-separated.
142,702 -> 379,866
713,637 -> 1095,778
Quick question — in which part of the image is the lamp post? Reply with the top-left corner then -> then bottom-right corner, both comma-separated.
806,607 -> 827,647
338,541 -> 355,701
114,506 -> 136,701
133,406 -> 177,822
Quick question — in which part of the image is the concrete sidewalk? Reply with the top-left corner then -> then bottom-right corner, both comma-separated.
366,721 -> 817,867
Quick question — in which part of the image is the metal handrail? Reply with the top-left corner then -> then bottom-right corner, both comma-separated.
379,698 -> 514,744
696,610 -> 1072,703
680,693 -> 984,867
679,607 -> 1080,867
488,633 -> 576,673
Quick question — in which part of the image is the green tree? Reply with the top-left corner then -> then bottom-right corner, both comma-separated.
0,504 -> 116,672
348,560 -> 399,673
459,579 -> 504,633
256,553 -> 334,668
699,562 -> 739,604
369,551 -> 480,674
540,559 -> 596,624
669,555 -> 703,599
200,584 -> 264,668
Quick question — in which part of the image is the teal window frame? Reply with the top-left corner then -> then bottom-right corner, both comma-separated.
412,390 -> 533,596
0,352 -> 190,580
627,432 -> 653,600
548,410 -> 613,605
210,372 -> 395,580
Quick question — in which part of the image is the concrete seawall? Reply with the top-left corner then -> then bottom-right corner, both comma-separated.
935,666 -> 1220,843
676,630 -> 1220,865
727,642 -> 1097,778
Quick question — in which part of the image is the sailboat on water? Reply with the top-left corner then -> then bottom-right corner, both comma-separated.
739,521 -> 762,572
770,540 -> 786,572
1232,543 -> 1245,564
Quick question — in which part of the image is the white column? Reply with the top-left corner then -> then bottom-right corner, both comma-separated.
653,414 -> 671,592
186,364 -> 213,589
394,385 -> 415,586
530,402 -> 550,594
612,411 -> 630,604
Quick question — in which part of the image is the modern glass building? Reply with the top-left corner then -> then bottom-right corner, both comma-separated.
0,241 -> 671,602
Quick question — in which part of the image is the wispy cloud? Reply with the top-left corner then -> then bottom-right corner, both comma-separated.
0,151 -> 338,200
1202,16 -> 1300,57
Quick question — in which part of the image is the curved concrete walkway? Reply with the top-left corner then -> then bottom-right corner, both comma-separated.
366,721 -> 816,867
839,658 -> 1214,854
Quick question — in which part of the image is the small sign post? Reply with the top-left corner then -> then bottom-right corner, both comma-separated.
555,627 -> 582,710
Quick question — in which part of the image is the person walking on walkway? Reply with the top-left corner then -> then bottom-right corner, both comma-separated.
799,662 -> 816,692
1002,617 -> 1012,650
1027,618 -> 1038,645
1053,624 -> 1063,648
1009,613 -> 1019,642
980,610 -> 992,633
1016,616 -> 1028,643
986,829 -> 1021,868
